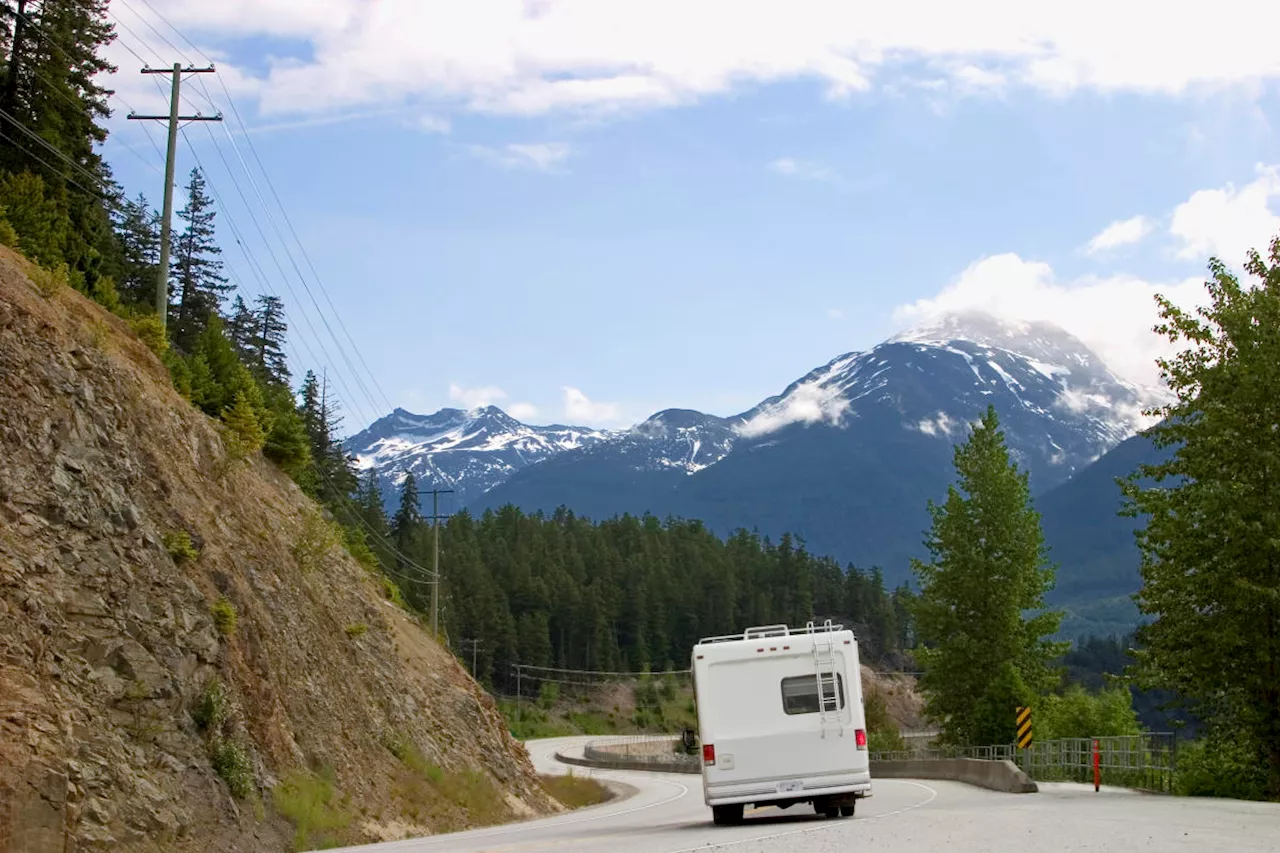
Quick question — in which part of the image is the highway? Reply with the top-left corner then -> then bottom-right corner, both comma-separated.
327,736 -> 1279,853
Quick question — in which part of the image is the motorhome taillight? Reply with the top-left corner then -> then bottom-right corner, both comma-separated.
703,743 -> 716,765
855,729 -> 867,749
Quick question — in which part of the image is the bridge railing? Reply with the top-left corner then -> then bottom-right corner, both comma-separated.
871,733 -> 1178,793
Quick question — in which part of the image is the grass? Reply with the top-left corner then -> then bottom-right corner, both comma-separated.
540,771 -> 612,809
380,729 -> 512,831
345,622 -> 368,638
272,768 -> 354,851
499,680 -> 698,740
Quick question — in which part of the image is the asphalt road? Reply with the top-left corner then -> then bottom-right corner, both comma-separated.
327,736 -> 1280,853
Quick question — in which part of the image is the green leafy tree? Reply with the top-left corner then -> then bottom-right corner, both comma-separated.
1120,235 -> 1280,798
1036,684 -> 1142,741
910,405 -> 1066,746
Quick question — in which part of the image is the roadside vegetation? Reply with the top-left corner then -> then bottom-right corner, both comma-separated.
907,237 -> 1280,801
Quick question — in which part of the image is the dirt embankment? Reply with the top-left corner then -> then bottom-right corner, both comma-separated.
0,247 -> 559,852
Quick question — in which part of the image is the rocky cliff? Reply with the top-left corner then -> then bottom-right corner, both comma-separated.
0,246 -> 559,852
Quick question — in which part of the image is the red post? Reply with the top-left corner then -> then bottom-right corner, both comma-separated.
1093,738 -> 1101,791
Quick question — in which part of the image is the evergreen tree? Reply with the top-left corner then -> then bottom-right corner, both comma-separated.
0,0 -> 121,290
1120,236 -> 1280,798
170,167 -> 231,350
390,472 -> 426,604
225,294 -> 256,359
250,294 -> 289,385
910,405 -> 1065,746
297,369 -> 358,508
113,193 -> 160,307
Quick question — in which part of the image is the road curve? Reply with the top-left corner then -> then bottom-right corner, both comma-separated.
326,736 -> 1280,853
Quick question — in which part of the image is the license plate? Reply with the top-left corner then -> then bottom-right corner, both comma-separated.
777,780 -> 802,793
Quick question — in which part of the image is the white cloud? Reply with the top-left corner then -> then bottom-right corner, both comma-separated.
417,115 -> 453,134
892,253 -> 1206,389
508,402 -> 539,421
1169,163 -> 1280,270
562,387 -> 622,425
771,158 -> 835,181
467,142 -> 572,172
130,1 -> 1280,120
449,383 -> 507,409
1085,215 -> 1154,254
737,381 -> 850,438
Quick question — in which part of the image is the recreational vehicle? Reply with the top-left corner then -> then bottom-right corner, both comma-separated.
690,620 -> 871,825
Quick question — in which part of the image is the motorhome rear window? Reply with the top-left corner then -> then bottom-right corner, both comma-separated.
780,674 -> 845,715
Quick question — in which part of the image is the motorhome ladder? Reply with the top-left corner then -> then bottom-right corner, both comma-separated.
812,628 -> 842,738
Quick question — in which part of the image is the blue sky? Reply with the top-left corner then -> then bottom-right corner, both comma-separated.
98,1 -> 1280,432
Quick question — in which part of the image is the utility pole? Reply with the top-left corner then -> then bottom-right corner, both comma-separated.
459,638 -> 484,676
127,63 -> 222,331
424,486 -> 454,640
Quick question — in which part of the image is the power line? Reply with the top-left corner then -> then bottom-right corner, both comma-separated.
107,0 -> 401,422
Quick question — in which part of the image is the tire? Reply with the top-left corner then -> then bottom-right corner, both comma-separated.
839,804 -> 855,817
821,806 -> 839,819
712,804 -> 743,826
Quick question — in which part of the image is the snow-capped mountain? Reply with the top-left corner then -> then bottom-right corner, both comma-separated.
471,310 -> 1168,583
733,310 -> 1166,487
344,406 -> 612,508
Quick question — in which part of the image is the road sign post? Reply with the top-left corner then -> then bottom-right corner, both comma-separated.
1016,705 -> 1033,749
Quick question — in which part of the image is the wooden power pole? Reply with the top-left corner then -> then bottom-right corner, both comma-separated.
424,487 -> 453,639
127,63 -> 222,330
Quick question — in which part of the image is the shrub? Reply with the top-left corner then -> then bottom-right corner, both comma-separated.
1175,734 -> 1269,801
29,262 -> 69,298
292,510 -> 342,573
345,622 -> 367,638
212,738 -> 254,799
211,597 -> 237,636
163,530 -> 199,563
1036,683 -> 1142,741
130,314 -> 168,357
0,207 -> 18,247
193,678 -> 230,732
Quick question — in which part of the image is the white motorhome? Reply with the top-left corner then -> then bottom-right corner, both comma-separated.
690,620 -> 871,825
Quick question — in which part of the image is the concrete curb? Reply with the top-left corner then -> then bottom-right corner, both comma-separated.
556,751 -> 1038,793
870,758 -> 1038,794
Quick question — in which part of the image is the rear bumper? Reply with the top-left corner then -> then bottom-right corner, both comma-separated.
706,771 -> 872,806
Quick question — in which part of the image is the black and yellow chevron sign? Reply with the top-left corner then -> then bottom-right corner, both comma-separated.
1016,705 -> 1033,748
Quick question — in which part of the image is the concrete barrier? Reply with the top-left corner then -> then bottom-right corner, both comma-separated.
560,746 -> 1037,792
870,758 -> 1038,794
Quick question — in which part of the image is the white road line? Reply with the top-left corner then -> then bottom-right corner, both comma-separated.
662,781 -> 940,853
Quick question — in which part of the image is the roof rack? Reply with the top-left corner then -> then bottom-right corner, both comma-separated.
696,620 -> 848,645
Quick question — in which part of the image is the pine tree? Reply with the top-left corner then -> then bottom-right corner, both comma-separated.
910,405 -> 1065,746
113,193 -> 160,307
1120,236 -> 1280,798
0,0 -> 122,289
225,294 -> 256,359
390,472 -> 425,604
221,388 -> 266,459
170,167 -> 231,351
250,294 -> 289,385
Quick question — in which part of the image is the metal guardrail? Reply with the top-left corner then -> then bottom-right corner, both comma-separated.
871,733 -> 1178,793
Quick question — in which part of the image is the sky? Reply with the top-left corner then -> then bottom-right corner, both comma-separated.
95,0 -> 1280,433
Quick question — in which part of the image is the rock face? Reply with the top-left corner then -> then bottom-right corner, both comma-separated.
0,247 -> 557,852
